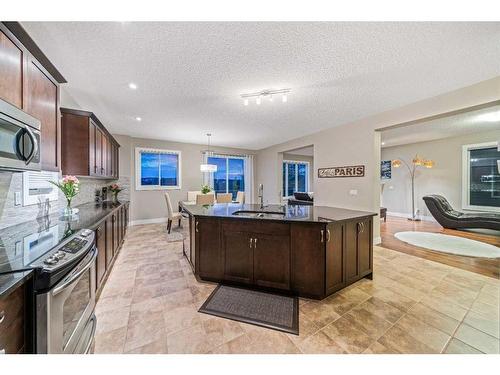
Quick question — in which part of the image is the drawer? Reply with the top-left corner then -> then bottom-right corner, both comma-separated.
221,220 -> 289,236
0,284 -> 25,354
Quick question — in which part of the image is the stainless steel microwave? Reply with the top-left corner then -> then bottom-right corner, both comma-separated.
0,98 -> 41,172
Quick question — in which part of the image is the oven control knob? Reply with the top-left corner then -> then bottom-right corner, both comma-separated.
54,251 -> 66,259
44,256 -> 59,265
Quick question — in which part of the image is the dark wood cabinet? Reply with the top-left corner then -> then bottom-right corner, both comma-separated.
187,207 -> 373,299
95,222 -> 107,289
345,218 -> 373,283
0,23 -> 63,172
95,203 -> 129,296
325,223 -> 346,294
25,57 -> 60,172
0,28 -> 24,109
105,217 -> 114,268
291,223 -> 325,298
0,283 -> 26,354
196,218 -> 222,280
253,233 -> 290,290
60,108 -> 120,179
222,230 -> 253,284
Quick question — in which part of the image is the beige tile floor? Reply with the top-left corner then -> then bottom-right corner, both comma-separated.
93,223 -> 500,354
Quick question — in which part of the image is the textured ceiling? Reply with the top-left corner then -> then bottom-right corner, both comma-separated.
381,104 -> 500,147
22,22 -> 500,150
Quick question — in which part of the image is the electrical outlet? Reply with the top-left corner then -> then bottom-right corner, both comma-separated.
14,191 -> 22,206
349,189 -> 358,196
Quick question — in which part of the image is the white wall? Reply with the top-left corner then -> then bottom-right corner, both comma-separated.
114,135 -> 254,223
255,77 -> 500,243
381,130 -> 500,219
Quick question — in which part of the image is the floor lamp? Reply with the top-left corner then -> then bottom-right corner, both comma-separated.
392,155 -> 435,221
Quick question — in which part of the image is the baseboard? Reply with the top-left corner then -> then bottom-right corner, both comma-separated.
373,236 -> 382,245
130,217 -> 168,226
386,211 -> 437,223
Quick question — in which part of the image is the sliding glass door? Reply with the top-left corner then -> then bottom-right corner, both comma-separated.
208,156 -> 245,199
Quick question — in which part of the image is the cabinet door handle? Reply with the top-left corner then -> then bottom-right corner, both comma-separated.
320,230 -> 324,242
249,238 -> 253,248
195,221 -> 199,232
254,238 -> 257,248
0,310 -> 5,324
326,229 -> 331,242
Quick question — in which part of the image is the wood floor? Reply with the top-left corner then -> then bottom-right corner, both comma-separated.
381,216 -> 500,279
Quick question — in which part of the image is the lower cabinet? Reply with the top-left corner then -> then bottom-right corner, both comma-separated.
290,223 -> 325,298
196,217 -> 222,280
222,230 -> 253,284
253,233 -> 290,290
193,215 -> 373,299
0,283 -> 26,354
345,218 -> 373,284
95,222 -> 107,287
105,217 -> 113,268
220,220 -> 291,291
95,203 -> 129,293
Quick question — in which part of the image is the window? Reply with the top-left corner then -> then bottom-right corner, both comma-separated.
207,156 -> 245,199
462,142 -> 500,212
135,148 -> 181,190
282,160 -> 309,197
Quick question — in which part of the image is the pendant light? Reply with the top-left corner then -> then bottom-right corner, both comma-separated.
200,133 -> 218,172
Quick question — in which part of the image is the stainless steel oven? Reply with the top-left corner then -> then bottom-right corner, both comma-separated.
0,97 -> 41,172
34,230 -> 97,354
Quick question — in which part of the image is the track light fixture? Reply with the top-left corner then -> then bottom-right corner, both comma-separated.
241,88 -> 291,106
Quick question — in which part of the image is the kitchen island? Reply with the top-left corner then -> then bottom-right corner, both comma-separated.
180,202 -> 376,299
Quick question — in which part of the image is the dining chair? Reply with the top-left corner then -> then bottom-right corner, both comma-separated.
235,191 -> 245,204
164,192 -> 182,233
196,193 -> 215,205
217,193 -> 232,203
187,190 -> 202,202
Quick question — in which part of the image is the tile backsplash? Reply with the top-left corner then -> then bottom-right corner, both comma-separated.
0,171 -> 130,230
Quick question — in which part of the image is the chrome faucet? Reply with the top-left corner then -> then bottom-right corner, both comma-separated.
258,184 -> 264,208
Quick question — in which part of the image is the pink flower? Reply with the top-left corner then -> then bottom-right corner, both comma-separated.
62,175 -> 79,185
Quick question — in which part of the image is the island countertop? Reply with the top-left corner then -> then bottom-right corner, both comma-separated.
179,202 -> 376,223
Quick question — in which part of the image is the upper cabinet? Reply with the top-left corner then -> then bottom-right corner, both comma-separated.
25,57 -> 60,171
60,108 -> 120,179
0,22 -> 65,172
0,28 -> 24,108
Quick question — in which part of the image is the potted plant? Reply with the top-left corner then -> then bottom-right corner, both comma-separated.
109,183 -> 123,203
50,175 -> 80,217
201,184 -> 212,194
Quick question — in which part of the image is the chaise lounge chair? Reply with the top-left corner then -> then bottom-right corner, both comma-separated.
422,195 -> 500,231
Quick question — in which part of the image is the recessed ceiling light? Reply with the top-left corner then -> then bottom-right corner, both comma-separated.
381,142 -> 386,145
135,117 -> 142,122
128,82 -> 138,90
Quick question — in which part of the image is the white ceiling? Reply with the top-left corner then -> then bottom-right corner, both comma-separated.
381,104 -> 500,148
22,22 -> 500,150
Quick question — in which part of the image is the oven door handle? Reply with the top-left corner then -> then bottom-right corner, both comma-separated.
52,247 -> 97,296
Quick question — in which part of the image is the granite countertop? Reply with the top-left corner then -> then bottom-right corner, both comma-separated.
0,200 -> 129,276
180,202 -> 376,223
0,271 -> 33,298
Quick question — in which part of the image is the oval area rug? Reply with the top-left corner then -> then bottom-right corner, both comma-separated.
394,231 -> 500,258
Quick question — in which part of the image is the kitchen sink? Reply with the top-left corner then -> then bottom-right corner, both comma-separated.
232,210 -> 286,219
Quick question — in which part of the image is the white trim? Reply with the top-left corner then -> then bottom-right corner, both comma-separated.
461,141 -> 500,213
282,160 -> 310,198
373,237 -> 382,245
135,147 -> 182,191
386,211 -> 437,222
130,217 -> 168,226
